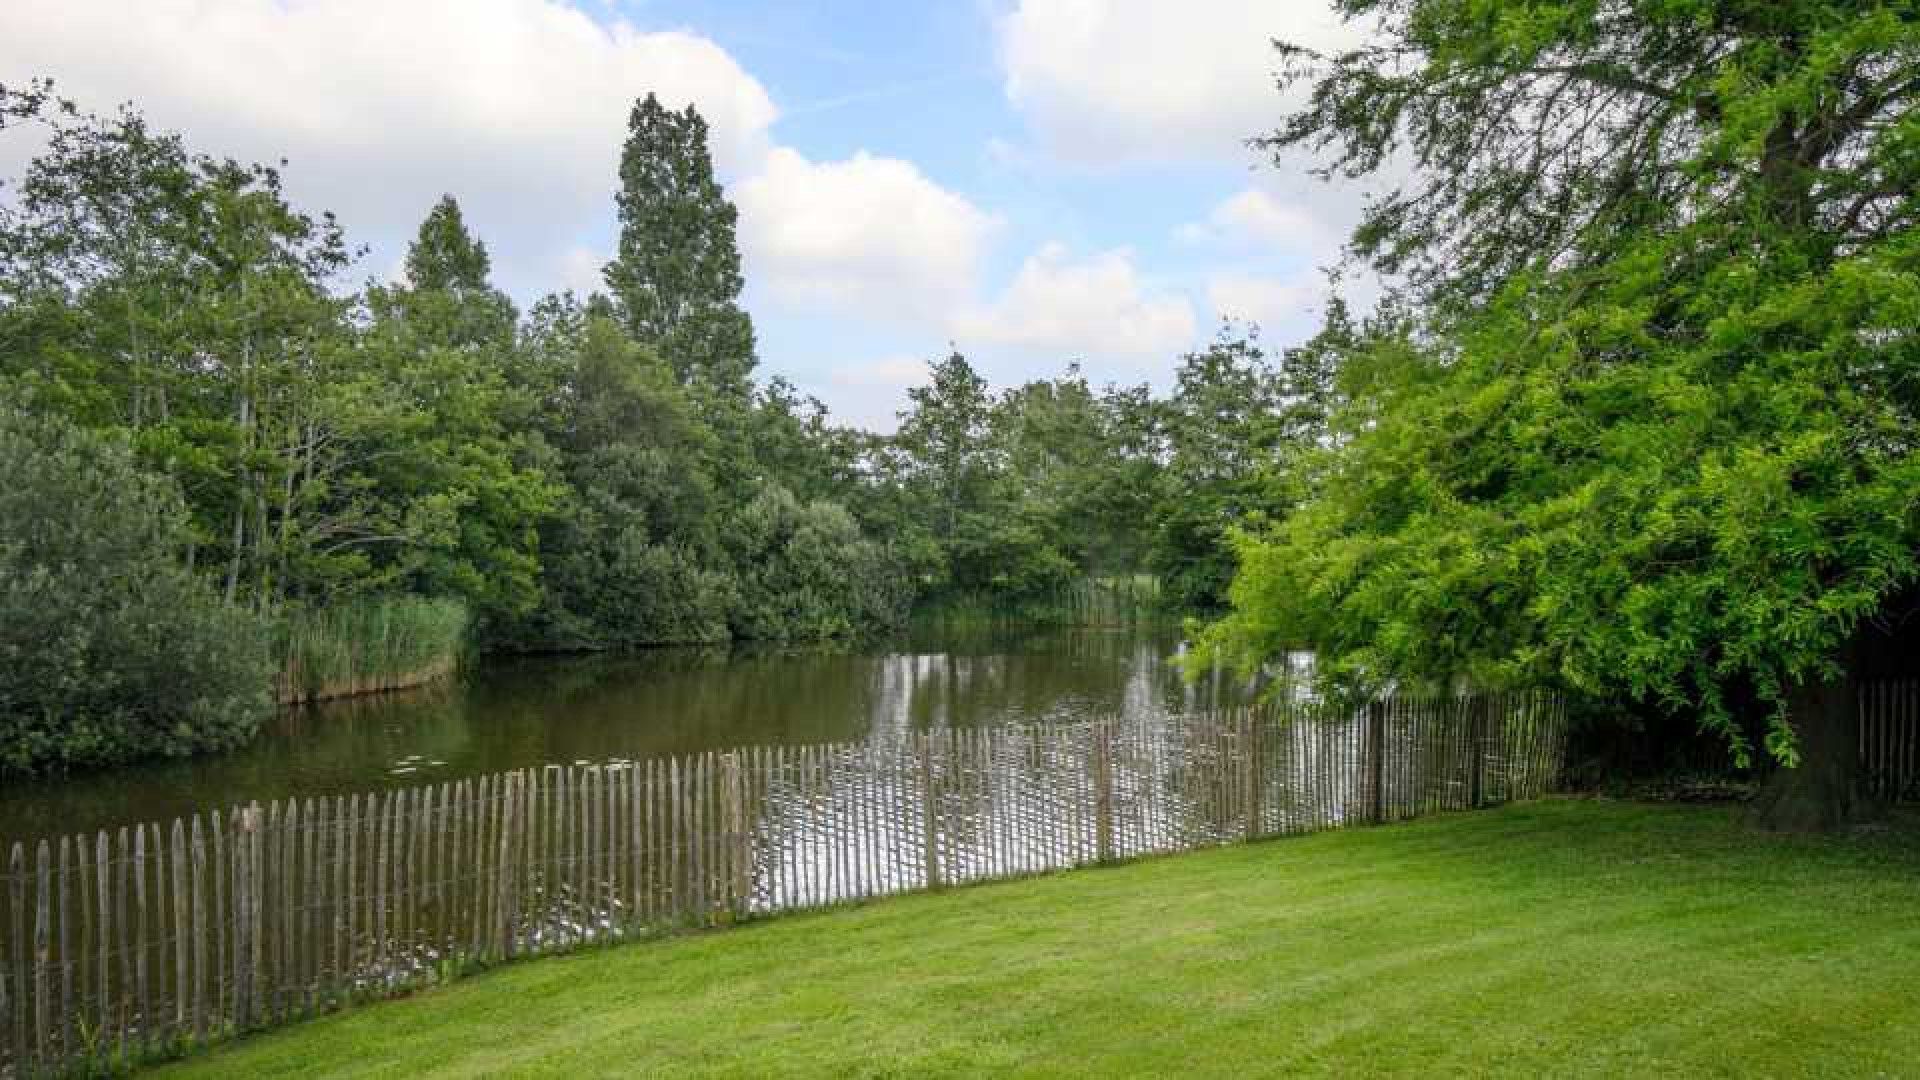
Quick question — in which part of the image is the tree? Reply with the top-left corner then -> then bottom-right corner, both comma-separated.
391,195 -> 518,349
994,367 -> 1108,572
603,94 -> 757,398
0,399 -> 271,771
0,80 -> 926,768
1210,0 -> 1920,828
1265,1 -> 1920,313
748,375 -> 864,504
895,351 -> 995,555
509,311 -> 731,648
0,95 -> 360,613
356,197 -> 556,630
1152,326 -> 1324,611
722,482 -> 910,641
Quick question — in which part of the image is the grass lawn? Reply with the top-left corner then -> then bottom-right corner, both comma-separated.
154,799 -> 1920,1078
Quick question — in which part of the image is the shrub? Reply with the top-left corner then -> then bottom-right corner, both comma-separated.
724,483 -> 911,641
0,403 -> 272,771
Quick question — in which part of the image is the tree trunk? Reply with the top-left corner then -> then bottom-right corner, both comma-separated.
1749,635 -> 1874,831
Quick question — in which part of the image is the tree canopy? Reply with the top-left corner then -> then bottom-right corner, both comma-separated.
0,399 -> 271,770
1207,0 -> 1920,828
604,93 -> 757,399
0,81 -> 1308,768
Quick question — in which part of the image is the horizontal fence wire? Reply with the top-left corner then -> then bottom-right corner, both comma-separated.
0,693 -> 1567,1077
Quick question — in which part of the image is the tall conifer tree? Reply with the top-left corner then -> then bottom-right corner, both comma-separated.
603,94 -> 756,398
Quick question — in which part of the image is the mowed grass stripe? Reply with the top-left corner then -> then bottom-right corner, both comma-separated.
153,800 -> 1920,1078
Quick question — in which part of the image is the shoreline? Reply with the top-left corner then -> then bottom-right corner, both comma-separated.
274,656 -> 459,706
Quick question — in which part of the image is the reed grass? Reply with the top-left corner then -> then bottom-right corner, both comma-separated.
276,596 -> 468,704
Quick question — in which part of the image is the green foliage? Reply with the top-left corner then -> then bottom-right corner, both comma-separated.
0,400 -> 272,771
357,199 -> 559,629
1209,0 -> 1920,771
912,576 -> 1164,631
722,483 -> 910,641
0,91 -> 366,612
603,93 -> 757,399
0,85 -> 922,769
1264,0 -> 1920,311
2,73 -> 1337,778
503,311 -> 732,648
878,352 -> 1193,619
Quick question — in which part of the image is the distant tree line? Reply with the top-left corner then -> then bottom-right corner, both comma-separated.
0,83 -> 1319,771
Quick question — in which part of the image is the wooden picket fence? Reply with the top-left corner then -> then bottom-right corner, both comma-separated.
0,693 -> 1566,1076
1861,680 -> 1920,801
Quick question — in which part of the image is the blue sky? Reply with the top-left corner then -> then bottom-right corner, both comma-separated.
3,0 -> 1373,430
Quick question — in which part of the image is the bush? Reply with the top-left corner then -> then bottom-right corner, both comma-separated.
0,402 -> 273,771
724,483 -> 911,641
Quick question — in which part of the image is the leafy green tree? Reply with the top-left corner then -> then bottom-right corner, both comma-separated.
748,376 -> 866,504
509,311 -> 730,647
356,197 -> 557,629
1150,329 -> 1293,611
1209,0 -> 1920,828
0,80 -> 930,767
0,399 -> 272,771
0,93 -> 364,613
1265,1 -> 1918,313
603,94 -> 757,399
885,351 -> 1150,612
895,350 -> 996,558
723,482 -> 910,640
994,368 -> 1103,568
393,195 -> 518,348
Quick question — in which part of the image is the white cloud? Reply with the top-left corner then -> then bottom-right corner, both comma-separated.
1177,188 -> 1341,256
4,0 -> 1011,331
1206,271 -> 1325,337
953,243 -> 1196,360
736,148 -> 998,319
830,356 -> 933,388
0,0 -> 779,296
996,0 -> 1361,165
555,245 -> 608,297
822,356 -> 932,433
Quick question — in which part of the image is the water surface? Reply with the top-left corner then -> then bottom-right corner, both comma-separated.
2,627 -> 1231,846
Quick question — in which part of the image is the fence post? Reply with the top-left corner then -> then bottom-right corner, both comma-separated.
1469,696 -> 1489,808
495,773 -> 518,959
4,844 -> 19,1075
1243,710 -> 1263,840
0,850 -> 8,1076
1093,721 -> 1115,863
31,842 -> 47,1069
919,734 -> 942,890
1367,701 -> 1386,824
236,804 -> 259,1029
721,752 -> 751,920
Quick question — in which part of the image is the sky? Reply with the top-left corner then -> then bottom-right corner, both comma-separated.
1,0 -> 1377,431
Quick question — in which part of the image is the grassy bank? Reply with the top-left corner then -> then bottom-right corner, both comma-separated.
276,596 -> 468,704
156,800 -> 1920,1078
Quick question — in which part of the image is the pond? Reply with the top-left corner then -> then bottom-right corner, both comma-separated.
0,626 -> 1237,848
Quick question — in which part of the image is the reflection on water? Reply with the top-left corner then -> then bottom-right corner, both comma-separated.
1,627 -> 1242,847
0,685 -> 1568,1078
